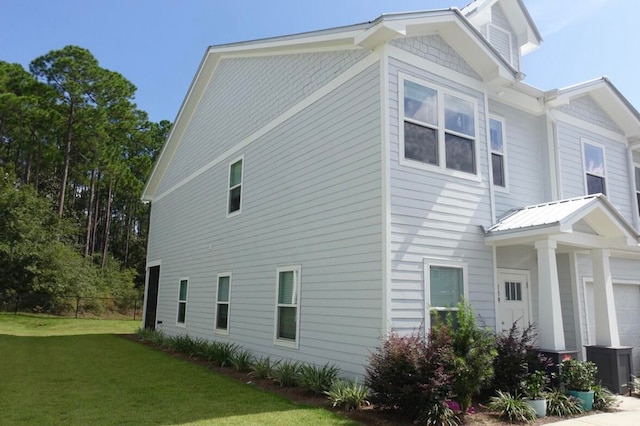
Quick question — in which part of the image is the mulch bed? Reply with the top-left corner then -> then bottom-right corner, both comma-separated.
122,334 -> 587,425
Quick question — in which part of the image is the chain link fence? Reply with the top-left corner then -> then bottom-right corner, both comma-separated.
0,292 -> 143,320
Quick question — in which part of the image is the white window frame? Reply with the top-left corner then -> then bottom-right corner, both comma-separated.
399,73 -> 481,182
423,258 -> 469,330
489,115 -> 508,191
176,277 -> 189,327
581,139 -> 607,196
215,273 -> 232,335
226,155 -> 244,218
487,23 -> 513,65
634,164 -> 640,218
274,265 -> 302,349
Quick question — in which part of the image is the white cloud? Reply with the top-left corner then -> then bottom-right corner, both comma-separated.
526,0 -> 615,36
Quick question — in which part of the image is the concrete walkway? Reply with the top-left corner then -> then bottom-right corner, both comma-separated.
550,395 -> 640,425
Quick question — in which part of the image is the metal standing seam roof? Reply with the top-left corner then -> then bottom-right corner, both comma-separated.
486,195 -> 602,233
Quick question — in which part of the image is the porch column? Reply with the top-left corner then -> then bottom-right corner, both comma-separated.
535,239 -> 566,350
591,249 -> 620,347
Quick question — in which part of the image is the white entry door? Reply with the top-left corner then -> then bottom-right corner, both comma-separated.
497,270 -> 530,333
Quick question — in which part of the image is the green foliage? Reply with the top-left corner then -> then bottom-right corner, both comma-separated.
199,341 -> 240,367
166,334 -> 202,354
559,358 -> 597,391
436,300 -> 497,416
229,349 -> 254,372
271,360 -> 302,387
364,325 -> 454,421
249,356 -> 280,380
630,375 -> 640,397
592,384 -> 619,411
545,389 -> 584,417
136,327 -> 165,345
298,363 -> 341,394
417,402 -> 460,426
522,370 -> 548,400
487,391 -> 536,423
325,378 -> 370,411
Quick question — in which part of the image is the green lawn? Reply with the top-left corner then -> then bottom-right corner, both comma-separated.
0,314 -> 357,425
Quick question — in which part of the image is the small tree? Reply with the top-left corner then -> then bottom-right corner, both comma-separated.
435,300 -> 497,418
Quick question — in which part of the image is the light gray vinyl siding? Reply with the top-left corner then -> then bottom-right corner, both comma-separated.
388,56 -> 495,333
157,49 -> 369,194
390,35 -> 481,80
147,62 -> 383,377
557,253 -> 577,351
558,95 -> 622,134
489,3 -> 520,70
556,120 -> 633,223
490,101 -> 550,217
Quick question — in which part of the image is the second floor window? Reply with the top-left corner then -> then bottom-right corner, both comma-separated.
582,142 -> 606,195
490,117 -> 506,187
228,158 -> 243,215
635,167 -> 640,216
402,77 -> 477,175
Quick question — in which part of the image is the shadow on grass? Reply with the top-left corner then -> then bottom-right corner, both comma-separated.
0,334 -> 355,425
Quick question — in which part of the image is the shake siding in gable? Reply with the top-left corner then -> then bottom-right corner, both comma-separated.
387,55 -> 495,334
556,120 -> 633,222
490,101 -> 550,217
558,96 -> 623,134
147,62 -> 383,376
157,49 -> 369,194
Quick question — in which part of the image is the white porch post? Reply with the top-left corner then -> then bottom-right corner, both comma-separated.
535,239 -> 566,350
591,249 -> 620,347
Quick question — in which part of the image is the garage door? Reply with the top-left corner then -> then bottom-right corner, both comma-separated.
585,282 -> 640,375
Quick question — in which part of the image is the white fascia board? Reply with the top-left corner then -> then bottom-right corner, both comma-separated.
354,21 -> 405,50
489,85 -> 544,115
485,224 -> 564,246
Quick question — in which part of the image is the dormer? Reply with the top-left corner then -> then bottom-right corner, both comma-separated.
462,0 -> 542,72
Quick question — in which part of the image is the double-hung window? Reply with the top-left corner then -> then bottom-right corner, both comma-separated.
582,141 -> 606,195
215,274 -> 231,334
490,117 -> 506,188
275,266 -> 301,348
401,76 -> 478,176
177,278 -> 188,326
635,166 -> 640,217
227,157 -> 243,215
424,259 -> 467,329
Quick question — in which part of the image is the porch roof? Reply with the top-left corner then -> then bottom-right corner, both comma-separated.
485,195 -> 640,249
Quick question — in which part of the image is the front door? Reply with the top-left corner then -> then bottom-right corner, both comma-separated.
497,270 -> 530,333
144,265 -> 160,329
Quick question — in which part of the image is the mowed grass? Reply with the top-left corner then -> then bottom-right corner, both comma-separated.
0,314 -> 357,425
0,312 -> 140,336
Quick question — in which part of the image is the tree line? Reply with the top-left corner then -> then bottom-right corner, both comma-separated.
0,45 -> 168,313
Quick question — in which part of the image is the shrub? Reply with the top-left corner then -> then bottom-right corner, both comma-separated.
592,384 -> 619,411
136,328 -> 165,345
365,325 -> 454,421
487,391 -> 536,423
198,341 -> 239,367
249,356 -> 280,380
166,334 -> 201,354
417,401 -> 460,426
559,358 -> 597,391
229,349 -> 254,372
490,322 -> 547,395
325,378 -> 370,411
298,363 -> 340,394
271,360 -> 302,387
545,389 -> 584,417
437,300 -> 497,418
522,370 -> 548,400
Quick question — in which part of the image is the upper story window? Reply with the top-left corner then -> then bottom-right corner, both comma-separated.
635,166 -> 640,216
176,278 -> 188,326
401,76 -> 478,177
227,157 -> 243,216
490,117 -> 506,188
582,141 -> 606,195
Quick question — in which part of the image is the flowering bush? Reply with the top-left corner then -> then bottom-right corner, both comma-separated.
559,357 -> 597,392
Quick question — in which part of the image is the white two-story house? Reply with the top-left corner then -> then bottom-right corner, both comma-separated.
141,0 -> 640,386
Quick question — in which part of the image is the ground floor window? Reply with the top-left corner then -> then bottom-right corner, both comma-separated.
216,274 -> 231,334
424,259 -> 467,328
275,265 -> 301,348
177,278 -> 188,325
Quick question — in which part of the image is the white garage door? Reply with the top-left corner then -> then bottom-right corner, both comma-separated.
585,282 -> 640,375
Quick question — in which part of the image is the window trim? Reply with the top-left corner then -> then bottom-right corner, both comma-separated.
423,259 -> 469,330
274,265 -> 302,349
399,73 -> 481,182
215,273 -> 232,335
489,115 -> 508,192
635,164 -> 640,218
581,139 -> 607,196
226,155 -> 244,218
176,277 -> 189,327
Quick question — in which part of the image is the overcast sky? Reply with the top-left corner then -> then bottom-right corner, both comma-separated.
1,0 -> 637,123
